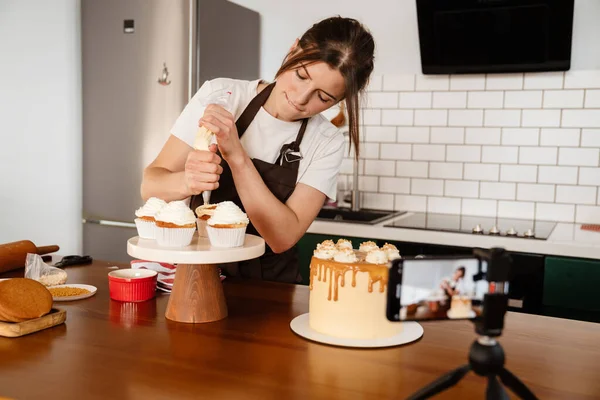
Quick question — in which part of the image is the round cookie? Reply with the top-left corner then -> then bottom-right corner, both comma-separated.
0,278 -> 53,322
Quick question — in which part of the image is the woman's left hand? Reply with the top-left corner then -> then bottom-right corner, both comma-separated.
199,104 -> 246,167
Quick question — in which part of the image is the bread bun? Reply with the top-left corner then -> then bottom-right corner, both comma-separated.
0,278 -> 53,322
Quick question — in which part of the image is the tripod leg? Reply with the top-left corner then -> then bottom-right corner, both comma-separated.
487,376 -> 509,400
406,365 -> 471,400
498,368 -> 539,400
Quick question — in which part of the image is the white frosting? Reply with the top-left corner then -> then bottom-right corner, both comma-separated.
336,239 -> 353,251
207,201 -> 249,226
313,248 -> 338,260
193,126 -> 214,151
382,243 -> 401,260
135,197 -> 167,218
333,248 -> 357,263
366,249 -> 388,265
155,201 -> 196,225
359,241 -> 379,252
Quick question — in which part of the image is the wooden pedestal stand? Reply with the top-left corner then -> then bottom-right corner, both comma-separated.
127,234 -> 265,323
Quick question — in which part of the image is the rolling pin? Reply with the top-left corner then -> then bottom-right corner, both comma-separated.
0,240 -> 60,274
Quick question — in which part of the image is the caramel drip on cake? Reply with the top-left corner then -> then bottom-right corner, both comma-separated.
309,257 -> 388,301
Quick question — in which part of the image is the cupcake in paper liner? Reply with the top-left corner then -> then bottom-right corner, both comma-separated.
206,201 -> 249,248
154,201 -> 197,247
195,204 -> 217,237
134,197 -> 167,239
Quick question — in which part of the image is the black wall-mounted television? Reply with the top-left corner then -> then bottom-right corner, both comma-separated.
416,0 -> 575,74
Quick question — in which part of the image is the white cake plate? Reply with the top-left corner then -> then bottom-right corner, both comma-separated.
290,313 -> 424,348
127,234 -> 265,324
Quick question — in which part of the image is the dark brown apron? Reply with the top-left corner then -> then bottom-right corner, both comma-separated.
191,82 -> 308,283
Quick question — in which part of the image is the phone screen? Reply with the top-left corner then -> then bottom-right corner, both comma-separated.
387,256 -> 488,321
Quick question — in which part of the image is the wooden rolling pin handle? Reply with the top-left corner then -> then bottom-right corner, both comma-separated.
36,245 -> 60,255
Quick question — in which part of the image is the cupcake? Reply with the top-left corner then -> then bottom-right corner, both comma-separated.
206,201 -> 249,248
154,201 -> 197,247
195,204 -> 217,237
134,197 -> 167,239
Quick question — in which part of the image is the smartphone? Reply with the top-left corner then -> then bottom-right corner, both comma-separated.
387,256 -> 489,322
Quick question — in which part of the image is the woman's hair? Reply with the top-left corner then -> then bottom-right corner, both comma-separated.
275,16 -> 375,159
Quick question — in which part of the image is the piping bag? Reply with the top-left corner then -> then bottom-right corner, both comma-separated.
193,87 -> 234,205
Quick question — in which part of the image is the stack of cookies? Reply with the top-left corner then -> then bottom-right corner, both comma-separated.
0,278 -> 53,323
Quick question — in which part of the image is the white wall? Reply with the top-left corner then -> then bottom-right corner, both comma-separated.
231,0 -> 600,79
0,0 -> 82,254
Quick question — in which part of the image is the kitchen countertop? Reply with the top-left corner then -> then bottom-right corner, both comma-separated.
308,212 -> 600,260
1,261 -> 599,400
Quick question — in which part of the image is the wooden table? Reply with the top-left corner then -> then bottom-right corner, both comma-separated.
1,261 -> 599,400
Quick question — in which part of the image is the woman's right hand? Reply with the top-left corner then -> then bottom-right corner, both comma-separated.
183,144 -> 223,196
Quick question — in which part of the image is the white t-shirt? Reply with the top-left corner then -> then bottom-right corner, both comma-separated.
170,78 -> 344,201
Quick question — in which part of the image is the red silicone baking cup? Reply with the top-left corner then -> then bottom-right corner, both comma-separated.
108,269 -> 157,302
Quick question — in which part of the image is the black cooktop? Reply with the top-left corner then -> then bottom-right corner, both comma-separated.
384,213 -> 557,240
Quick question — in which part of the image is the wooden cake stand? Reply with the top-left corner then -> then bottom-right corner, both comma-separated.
127,234 -> 265,324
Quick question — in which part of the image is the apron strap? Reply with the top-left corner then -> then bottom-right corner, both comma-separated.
274,118 -> 308,168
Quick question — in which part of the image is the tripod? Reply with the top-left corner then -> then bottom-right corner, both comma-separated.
407,336 -> 538,400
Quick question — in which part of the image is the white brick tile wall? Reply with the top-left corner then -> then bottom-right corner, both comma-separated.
415,110 -> 448,126
562,110 -> 600,128
431,127 -> 464,144
538,166 -> 578,185
416,75 -> 450,91
397,127 -> 429,143
465,128 -> 501,145
449,110 -> 484,127
500,165 -> 538,183
383,74 -> 415,91
354,71 -> 600,223
413,144 -> 446,161
395,195 -> 427,212
585,90 -> 600,108
579,168 -> 600,185
411,179 -> 444,196
523,72 -> 563,89
468,91 -> 504,109
365,126 -> 396,142
445,180 -> 479,198
380,143 -> 411,160
450,75 -> 485,91
481,182 -> 516,200
428,197 -> 461,214
505,91 -> 542,108
433,92 -> 467,109
498,201 -> 535,219
382,109 -> 414,126
540,128 -> 580,147
464,163 -> 500,181
543,90 -> 584,108
536,203 -> 575,223
484,110 -> 521,127
486,74 -> 523,90
564,70 -> 600,89
502,128 -> 539,146
556,185 -> 597,205
482,146 -> 519,164
447,145 -> 480,162
581,129 -> 600,147
519,147 -> 558,165
429,162 -> 463,179
399,92 -> 431,109
558,148 -> 599,167
378,177 -> 410,194
522,110 -> 561,127
517,183 -> 555,202
396,161 -> 429,178
575,205 -> 600,224
364,160 -> 395,176
462,199 -> 497,217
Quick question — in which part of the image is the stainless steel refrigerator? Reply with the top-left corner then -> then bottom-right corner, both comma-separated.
82,0 -> 260,262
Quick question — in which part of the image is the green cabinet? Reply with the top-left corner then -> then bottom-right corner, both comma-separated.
543,256 -> 600,313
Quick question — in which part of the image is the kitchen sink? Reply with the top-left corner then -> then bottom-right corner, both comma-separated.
316,208 -> 406,225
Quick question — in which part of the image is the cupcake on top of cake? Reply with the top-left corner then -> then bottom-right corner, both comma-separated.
134,197 -> 167,239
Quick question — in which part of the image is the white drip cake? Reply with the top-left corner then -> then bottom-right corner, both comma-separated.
308,239 -> 402,340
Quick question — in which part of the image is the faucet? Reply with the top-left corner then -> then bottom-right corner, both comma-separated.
343,155 -> 360,211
